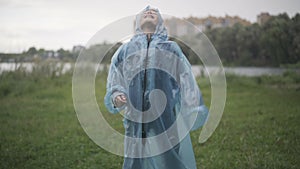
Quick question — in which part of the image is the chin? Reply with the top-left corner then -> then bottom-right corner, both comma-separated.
141,21 -> 157,30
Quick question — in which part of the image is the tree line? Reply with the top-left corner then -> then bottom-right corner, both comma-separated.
1,13 -> 299,67
203,13 -> 300,67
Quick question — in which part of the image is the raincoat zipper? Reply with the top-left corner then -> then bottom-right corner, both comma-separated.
142,35 -> 151,139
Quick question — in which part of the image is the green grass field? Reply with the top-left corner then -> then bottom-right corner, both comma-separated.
0,70 -> 299,169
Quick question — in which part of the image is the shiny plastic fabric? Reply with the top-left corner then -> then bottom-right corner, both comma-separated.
104,6 -> 209,169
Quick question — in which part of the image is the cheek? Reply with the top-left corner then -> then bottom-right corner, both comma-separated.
140,18 -> 146,25
154,17 -> 159,24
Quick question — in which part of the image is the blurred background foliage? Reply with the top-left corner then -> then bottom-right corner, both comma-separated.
1,13 -> 300,68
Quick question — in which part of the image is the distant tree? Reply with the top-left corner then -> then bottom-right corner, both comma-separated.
235,23 -> 261,66
205,24 -> 240,66
27,47 -> 37,55
103,42 -> 122,63
38,48 -> 45,54
57,48 -> 73,60
260,13 -> 294,66
290,13 -> 300,63
169,36 -> 200,64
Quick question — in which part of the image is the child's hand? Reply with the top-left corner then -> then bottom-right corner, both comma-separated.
114,94 -> 127,107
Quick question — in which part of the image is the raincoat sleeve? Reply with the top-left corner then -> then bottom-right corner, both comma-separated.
104,44 -> 128,114
173,43 -> 209,131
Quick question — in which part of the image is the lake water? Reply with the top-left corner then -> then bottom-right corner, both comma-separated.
0,62 -> 72,75
0,62 -> 299,77
191,66 -> 300,77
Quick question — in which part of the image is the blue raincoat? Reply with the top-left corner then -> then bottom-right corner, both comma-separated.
104,6 -> 209,169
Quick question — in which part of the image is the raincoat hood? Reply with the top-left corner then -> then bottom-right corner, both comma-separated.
134,5 -> 168,41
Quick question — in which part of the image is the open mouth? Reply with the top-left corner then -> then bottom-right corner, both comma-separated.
144,15 -> 155,19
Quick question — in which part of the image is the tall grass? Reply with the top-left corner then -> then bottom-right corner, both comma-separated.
0,64 -> 299,169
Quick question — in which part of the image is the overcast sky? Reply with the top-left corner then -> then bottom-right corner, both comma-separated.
0,0 -> 299,53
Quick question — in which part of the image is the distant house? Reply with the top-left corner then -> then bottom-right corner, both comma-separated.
164,15 -> 251,36
257,12 -> 272,25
